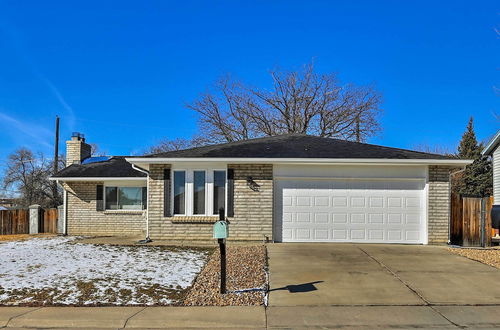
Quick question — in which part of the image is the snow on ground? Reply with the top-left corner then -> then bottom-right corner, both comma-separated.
0,236 -> 210,305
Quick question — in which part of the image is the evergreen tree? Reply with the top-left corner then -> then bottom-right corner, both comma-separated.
453,117 -> 493,197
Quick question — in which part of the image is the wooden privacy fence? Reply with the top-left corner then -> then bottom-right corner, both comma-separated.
0,207 -> 59,235
451,194 -> 494,247
0,208 -> 29,235
40,208 -> 58,234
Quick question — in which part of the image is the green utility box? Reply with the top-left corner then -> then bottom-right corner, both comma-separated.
213,221 -> 229,239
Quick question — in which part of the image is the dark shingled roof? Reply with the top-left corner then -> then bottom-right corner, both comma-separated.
53,157 -> 146,178
142,134 -> 453,160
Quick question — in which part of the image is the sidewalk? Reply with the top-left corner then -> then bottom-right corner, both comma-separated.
2,305 -> 500,329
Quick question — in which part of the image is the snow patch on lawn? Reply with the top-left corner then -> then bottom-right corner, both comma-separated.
0,236 -> 209,305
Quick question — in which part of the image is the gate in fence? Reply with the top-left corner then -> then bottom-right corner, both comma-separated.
450,194 -> 494,247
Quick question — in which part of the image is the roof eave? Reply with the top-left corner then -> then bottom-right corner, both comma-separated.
126,157 -> 472,166
482,130 -> 500,156
49,177 -> 147,181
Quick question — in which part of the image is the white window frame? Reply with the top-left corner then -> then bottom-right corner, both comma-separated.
103,181 -> 147,211
191,169 -> 208,215
172,169 -> 187,216
212,169 -> 228,216
171,166 -> 227,216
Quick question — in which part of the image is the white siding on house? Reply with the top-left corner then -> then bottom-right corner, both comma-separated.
493,146 -> 500,205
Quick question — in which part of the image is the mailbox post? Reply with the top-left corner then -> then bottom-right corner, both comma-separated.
213,207 -> 228,294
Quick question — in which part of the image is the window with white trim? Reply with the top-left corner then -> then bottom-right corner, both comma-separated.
172,169 -> 226,216
173,171 -> 186,215
213,170 -> 226,215
105,186 -> 147,210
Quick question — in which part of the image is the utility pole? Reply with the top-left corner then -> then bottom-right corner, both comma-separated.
53,116 -> 60,205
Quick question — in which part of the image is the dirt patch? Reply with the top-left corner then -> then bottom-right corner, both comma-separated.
0,234 -> 31,242
448,247 -> 500,269
0,234 -> 56,242
183,245 -> 268,306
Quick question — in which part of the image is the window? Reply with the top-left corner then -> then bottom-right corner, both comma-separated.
105,186 -> 146,210
172,169 -> 226,216
193,171 -> 206,214
213,170 -> 226,214
173,171 -> 186,215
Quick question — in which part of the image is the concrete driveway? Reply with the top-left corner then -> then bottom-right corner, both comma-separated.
268,243 -> 500,306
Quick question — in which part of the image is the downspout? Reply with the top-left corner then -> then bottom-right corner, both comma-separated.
132,164 -> 151,242
56,180 -> 68,236
63,188 -> 68,235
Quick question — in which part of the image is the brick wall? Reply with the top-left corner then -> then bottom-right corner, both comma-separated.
66,138 -> 91,165
65,182 -> 146,236
428,166 -> 454,244
147,164 -> 273,241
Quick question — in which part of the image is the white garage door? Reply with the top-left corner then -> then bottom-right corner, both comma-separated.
275,179 -> 426,244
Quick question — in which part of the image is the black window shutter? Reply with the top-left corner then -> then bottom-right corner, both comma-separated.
142,187 -> 147,210
164,169 -> 171,217
227,169 -> 234,217
96,185 -> 104,211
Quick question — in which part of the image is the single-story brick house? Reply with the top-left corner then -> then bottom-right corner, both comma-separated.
52,133 -> 471,244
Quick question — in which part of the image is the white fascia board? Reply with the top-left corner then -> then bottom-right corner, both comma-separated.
126,157 -> 473,166
482,130 -> 500,156
49,177 -> 147,182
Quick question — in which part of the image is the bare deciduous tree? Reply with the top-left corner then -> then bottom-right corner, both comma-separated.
90,143 -> 107,157
2,148 -> 64,208
412,143 -> 455,156
144,137 -> 204,155
187,63 -> 383,144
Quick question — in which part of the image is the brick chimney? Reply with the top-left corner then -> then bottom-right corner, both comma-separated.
66,132 -> 91,166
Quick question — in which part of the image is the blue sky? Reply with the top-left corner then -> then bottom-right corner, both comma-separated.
0,0 -> 498,162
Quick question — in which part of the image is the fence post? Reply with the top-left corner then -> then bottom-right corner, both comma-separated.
480,198 -> 486,248
57,205 -> 64,234
29,205 -> 41,234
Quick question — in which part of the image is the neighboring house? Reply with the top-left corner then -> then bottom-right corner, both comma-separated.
52,132 -> 471,244
0,198 -> 19,208
482,129 -> 500,223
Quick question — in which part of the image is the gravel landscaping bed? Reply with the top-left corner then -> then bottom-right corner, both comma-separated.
183,245 -> 268,306
448,247 -> 500,269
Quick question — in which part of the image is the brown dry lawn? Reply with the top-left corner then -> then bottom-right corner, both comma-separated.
0,234 -> 56,242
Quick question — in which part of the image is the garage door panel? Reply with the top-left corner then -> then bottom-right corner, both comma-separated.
296,196 -> 312,206
333,214 -> 348,223
296,212 -> 311,223
314,213 -> 329,224
350,197 -> 366,207
369,197 -> 384,207
387,213 -> 403,224
333,229 -> 348,240
314,196 -> 330,206
369,229 -> 384,240
276,178 -> 426,244
368,213 -> 384,224
350,213 -> 366,224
